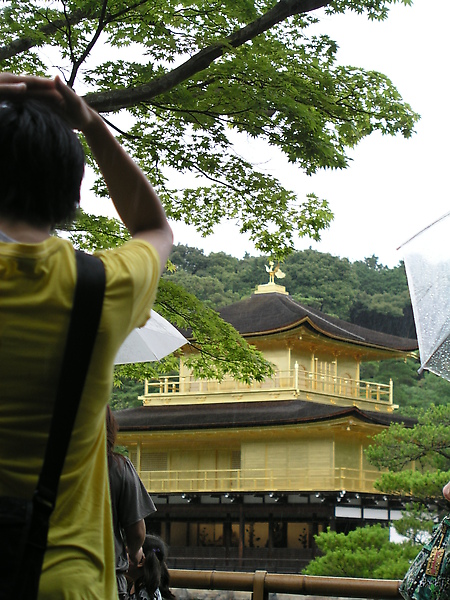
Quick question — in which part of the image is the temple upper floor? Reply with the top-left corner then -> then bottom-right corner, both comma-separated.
142,284 -> 417,412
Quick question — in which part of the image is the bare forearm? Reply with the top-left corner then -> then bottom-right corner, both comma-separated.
81,113 -> 170,237
125,519 -> 146,560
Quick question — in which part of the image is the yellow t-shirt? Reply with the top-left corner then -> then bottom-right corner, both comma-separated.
0,236 -> 160,599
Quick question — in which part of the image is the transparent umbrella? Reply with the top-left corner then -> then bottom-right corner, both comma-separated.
114,310 -> 188,365
399,211 -> 450,381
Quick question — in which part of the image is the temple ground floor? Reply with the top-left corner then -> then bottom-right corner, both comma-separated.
145,492 -> 406,573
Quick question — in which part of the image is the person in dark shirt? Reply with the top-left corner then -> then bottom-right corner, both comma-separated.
107,406 -> 156,600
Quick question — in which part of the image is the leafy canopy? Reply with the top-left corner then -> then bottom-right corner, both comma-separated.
169,244 -> 415,329
1,0 -> 418,259
2,0 -> 418,381
65,211 -> 273,384
367,404 -> 450,474
365,403 -> 450,543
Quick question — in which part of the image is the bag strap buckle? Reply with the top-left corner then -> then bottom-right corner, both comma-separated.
32,488 -> 55,516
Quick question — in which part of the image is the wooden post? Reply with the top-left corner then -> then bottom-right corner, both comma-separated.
252,571 -> 268,600
136,440 -> 141,475
239,504 -> 244,568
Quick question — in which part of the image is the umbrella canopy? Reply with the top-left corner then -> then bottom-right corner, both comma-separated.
114,310 -> 188,365
400,211 -> 450,381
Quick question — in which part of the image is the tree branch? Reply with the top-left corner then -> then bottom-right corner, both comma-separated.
85,0 -> 329,112
0,0 -> 153,62
67,0 -> 109,86
0,7 -> 92,61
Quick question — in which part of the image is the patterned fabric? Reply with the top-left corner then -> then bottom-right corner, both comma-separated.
130,587 -> 162,600
400,515 -> 450,600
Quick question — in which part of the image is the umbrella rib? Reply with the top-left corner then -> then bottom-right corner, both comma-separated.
397,210 -> 450,251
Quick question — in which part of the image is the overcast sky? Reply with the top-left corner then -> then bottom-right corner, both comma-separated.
83,0 -> 449,268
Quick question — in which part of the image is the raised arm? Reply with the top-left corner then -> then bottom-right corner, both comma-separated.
0,73 -> 173,271
54,77 -> 173,270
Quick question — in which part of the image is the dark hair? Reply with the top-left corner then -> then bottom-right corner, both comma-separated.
106,404 -> 118,457
106,404 -> 125,467
0,98 -> 84,227
137,535 -> 175,600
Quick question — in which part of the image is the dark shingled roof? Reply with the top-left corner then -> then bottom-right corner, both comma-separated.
115,400 -> 416,432
218,293 -> 418,352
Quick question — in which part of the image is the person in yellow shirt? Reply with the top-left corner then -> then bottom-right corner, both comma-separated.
0,73 -> 173,599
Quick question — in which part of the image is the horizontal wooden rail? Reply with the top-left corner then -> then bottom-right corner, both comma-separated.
168,568 -> 402,599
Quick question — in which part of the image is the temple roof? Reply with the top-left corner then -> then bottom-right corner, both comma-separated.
218,292 -> 418,352
115,400 -> 416,432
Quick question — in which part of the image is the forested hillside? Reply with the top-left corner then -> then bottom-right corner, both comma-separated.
112,245 -> 450,414
166,244 -> 415,336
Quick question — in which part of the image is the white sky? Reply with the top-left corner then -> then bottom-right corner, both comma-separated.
83,0 -> 450,267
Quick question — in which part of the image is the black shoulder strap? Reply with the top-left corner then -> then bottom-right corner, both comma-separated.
35,250 -> 106,510
20,252 -> 106,600
26,251 -> 105,544
36,251 -> 105,507
18,251 -> 106,599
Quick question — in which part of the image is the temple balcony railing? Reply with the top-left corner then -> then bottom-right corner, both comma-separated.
141,367 -> 394,411
137,466 -> 381,495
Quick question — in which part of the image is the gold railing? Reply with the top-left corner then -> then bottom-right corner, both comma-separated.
138,466 -> 381,494
144,367 -> 393,404
168,569 -> 402,599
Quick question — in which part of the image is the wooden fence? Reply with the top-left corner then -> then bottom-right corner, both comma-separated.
169,569 -> 402,600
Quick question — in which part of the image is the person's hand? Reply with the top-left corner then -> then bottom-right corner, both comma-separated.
127,547 -> 145,581
443,482 -> 450,501
53,75 -> 98,132
0,72 -> 57,103
0,72 -> 98,132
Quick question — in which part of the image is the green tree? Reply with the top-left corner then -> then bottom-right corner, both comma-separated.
401,372 -> 450,414
168,244 -> 269,299
361,358 -> 450,415
302,524 -> 418,579
367,405 -> 450,477
168,245 -> 213,276
167,245 -> 246,306
2,0 -> 418,260
366,404 -> 450,541
167,244 -> 273,302
110,379 -> 145,410
284,249 -> 358,318
1,0 -> 419,381
68,215 -> 274,384
168,245 -> 416,335
350,258 -> 414,337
